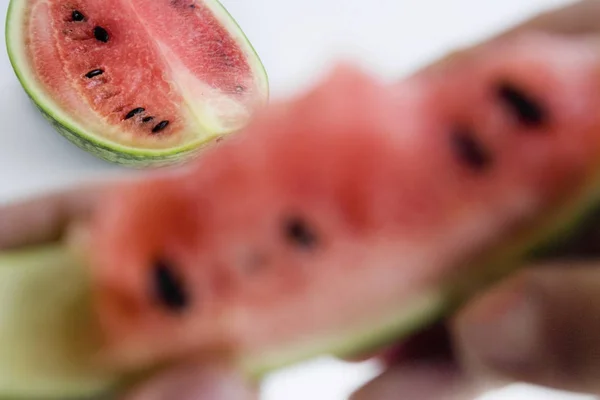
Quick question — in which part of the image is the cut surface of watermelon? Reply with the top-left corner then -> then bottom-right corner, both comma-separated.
5,0 -> 269,167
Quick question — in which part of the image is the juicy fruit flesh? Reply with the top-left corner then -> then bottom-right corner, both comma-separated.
88,34 -> 600,372
22,0 -> 266,152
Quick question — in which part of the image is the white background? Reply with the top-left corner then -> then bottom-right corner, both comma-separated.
0,0 -> 598,399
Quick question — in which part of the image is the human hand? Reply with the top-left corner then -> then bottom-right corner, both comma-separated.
0,184 -> 258,400
350,263 -> 600,400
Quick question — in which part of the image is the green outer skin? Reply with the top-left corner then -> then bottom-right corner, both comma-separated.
34,103 -> 206,169
240,290 -> 445,381
5,0 -> 269,168
0,244 -> 160,400
0,244 -> 120,400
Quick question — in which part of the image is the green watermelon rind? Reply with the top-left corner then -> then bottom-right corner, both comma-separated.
5,0 -> 269,168
33,102 -> 205,169
0,244 -> 122,400
239,290 -> 446,380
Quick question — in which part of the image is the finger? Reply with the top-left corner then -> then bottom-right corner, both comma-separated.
350,362 -> 488,400
123,362 -> 258,400
420,1 -> 600,75
0,183 -> 111,249
340,320 -> 454,365
451,261 -> 600,395
498,0 -> 600,38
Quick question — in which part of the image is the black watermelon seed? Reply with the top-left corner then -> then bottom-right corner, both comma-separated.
451,128 -> 492,171
85,69 -> 104,78
93,26 -> 110,43
235,85 -> 245,93
142,116 -> 155,123
152,120 -> 170,133
497,82 -> 547,127
284,216 -> 319,250
71,10 -> 86,21
152,259 -> 189,312
124,107 -> 145,120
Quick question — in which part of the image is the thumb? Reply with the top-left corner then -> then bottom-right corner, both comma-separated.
123,362 -> 258,400
451,262 -> 600,395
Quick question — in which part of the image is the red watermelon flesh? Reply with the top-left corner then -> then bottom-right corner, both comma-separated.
11,0 -> 268,159
87,33 -> 600,375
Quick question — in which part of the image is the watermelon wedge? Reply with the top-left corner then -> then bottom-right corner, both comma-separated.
1,32 -> 600,399
5,0 -> 269,167
89,34 -> 600,376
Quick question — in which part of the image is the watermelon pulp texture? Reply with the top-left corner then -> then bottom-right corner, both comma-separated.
86,32 -> 600,376
5,0 -> 269,167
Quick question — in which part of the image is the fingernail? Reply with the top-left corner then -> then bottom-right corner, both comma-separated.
456,277 -> 545,375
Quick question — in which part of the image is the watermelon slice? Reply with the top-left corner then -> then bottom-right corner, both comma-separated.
89,33 -> 600,376
5,0 -> 269,167
1,32 -> 600,399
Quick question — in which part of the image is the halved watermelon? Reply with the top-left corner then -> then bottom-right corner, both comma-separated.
5,0 -> 269,167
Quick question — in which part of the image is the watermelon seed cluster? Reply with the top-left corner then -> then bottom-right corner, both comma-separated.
121,107 -> 170,134
450,81 -> 546,172
69,8 -> 173,135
